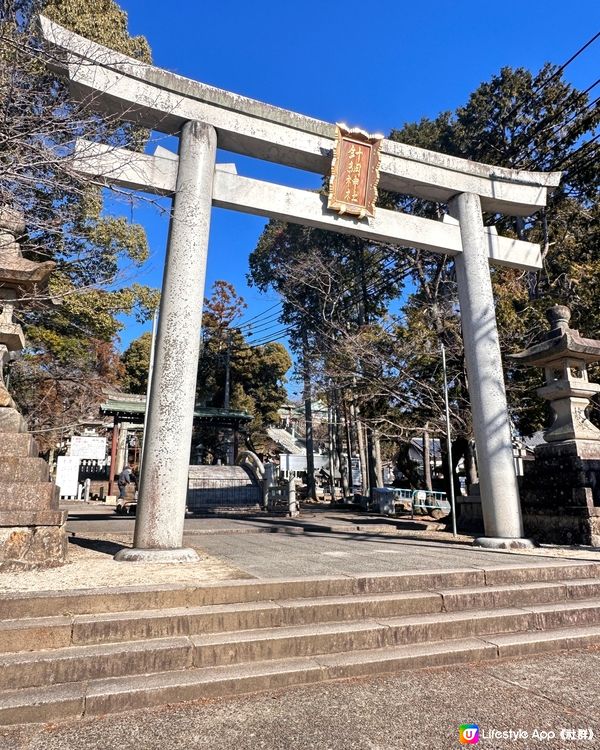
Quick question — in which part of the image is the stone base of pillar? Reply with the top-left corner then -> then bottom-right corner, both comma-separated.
0,406 -> 28,433
522,509 -> 600,547
474,536 -> 537,550
114,547 -> 200,563
520,439 -> 600,545
0,523 -> 67,572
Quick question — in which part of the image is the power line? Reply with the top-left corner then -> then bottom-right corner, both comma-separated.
232,302 -> 281,329
246,320 -> 291,338
236,310 -> 283,331
518,87 -> 600,168
241,313 -> 287,335
545,31 -> 600,88
505,30 -> 600,125
553,130 -> 600,170
240,243 -> 409,346
248,325 -> 296,347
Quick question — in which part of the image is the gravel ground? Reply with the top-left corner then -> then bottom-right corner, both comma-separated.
0,534 -> 252,592
1,648 -> 599,750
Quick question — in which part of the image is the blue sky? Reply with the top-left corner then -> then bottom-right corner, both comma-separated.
110,0 -> 600,393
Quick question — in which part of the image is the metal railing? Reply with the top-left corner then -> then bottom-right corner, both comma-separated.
373,487 -> 450,517
410,489 -> 450,518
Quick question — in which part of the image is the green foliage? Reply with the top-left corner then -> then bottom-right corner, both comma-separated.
43,0 -> 151,62
121,331 -> 151,394
1,0 -> 159,443
389,65 -> 599,435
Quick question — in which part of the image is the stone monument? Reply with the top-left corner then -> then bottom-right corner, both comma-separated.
0,207 -> 67,570
512,305 -> 600,545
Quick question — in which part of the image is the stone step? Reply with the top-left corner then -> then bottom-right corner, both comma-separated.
1,562 -> 598,619
189,600 -> 600,667
0,593 -> 441,653
0,636 -> 192,691
0,457 -> 49,483
2,577 -> 600,653
2,625 -> 600,725
0,482 -> 59,511
2,597 -> 600,689
0,433 -> 39,458
0,579 -> 588,652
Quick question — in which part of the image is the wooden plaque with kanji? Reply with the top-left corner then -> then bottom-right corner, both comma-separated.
327,125 -> 382,219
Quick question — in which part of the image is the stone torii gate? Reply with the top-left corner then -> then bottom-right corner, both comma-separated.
40,17 -> 561,560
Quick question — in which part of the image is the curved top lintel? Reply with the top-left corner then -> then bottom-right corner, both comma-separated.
39,15 -> 561,215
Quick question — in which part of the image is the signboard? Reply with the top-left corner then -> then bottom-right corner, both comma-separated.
70,435 -> 107,460
279,454 -> 329,474
56,455 -> 80,498
327,124 -> 383,219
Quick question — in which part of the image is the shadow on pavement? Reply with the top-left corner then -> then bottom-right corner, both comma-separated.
68,536 -> 127,556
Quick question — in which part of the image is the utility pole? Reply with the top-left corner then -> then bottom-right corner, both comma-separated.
441,344 -> 457,537
223,328 -> 232,410
139,307 -> 159,478
302,329 -> 317,501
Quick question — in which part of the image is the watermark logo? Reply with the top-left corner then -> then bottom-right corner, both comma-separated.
459,724 -> 480,745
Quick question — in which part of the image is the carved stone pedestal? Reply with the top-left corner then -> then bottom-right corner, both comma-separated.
512,306 -> 600,545
0,207 -> 66,571
520,439 -> 600,546
0,433 -> 67,571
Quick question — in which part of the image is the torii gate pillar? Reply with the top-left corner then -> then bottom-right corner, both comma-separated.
115,121 -> 216,563
450,192 -> 532,548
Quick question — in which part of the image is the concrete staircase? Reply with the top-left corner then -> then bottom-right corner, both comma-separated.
266,427 -> 306,455
1,561 -> 600,724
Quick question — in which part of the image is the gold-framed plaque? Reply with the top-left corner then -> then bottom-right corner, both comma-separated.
327,124 -> 383,219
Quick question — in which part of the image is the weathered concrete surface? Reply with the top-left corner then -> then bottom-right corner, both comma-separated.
0,435 -> 67,569
0,408 -> 27,433
2,648 -> 600,749
449,192 -> 526,545
0,483 -> 59,511
0,457 -> 49,483
119,120 -> 217,561
0,510 -> 67,527
0,526 -> 67,572
0,210 -> 65,571
0,637 -> 193,691
0,434 -> 39,457
1,545 -> 599,727
521,440 -> 600,545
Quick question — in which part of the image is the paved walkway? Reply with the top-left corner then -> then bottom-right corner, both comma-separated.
2,647 -> 599,749
1,502 -> 594,594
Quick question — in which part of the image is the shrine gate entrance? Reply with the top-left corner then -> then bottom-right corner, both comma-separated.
40,16 -> 561,560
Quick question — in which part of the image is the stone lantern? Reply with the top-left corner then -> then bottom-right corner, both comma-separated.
0,207 -> 67,570
511,306 -> 600,545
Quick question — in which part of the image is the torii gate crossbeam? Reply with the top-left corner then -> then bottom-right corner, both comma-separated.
40,16 -> 561,558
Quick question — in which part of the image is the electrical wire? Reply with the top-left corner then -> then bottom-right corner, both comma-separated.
502,30 -> 600,126
231,302 -> 281,328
